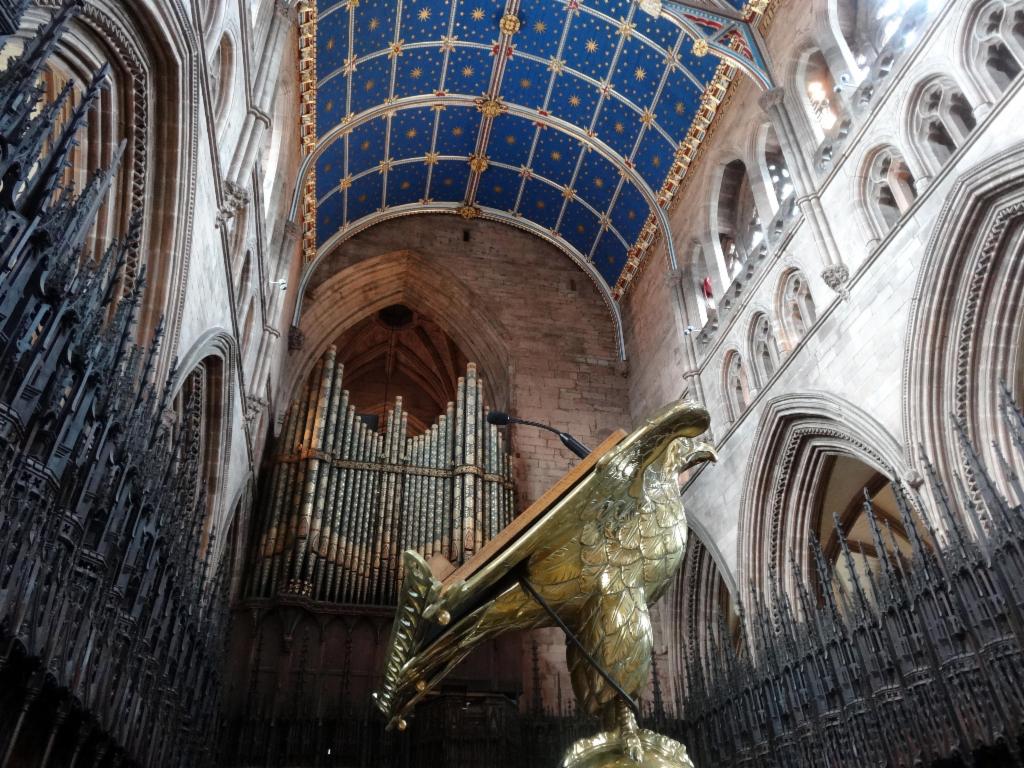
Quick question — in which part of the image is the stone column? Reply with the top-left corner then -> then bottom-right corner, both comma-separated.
219,0 -> 297,225
759,87 -> 850,297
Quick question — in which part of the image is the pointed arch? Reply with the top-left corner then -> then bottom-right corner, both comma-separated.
736,393 -> 907,603
286,250 -> 512,410
904,141 -> 1024,503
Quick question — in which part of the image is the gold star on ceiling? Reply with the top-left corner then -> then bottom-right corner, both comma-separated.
452,126 -> 463,136
360,140 -> 371,150
411,67 -> 423,79
369,17 -> 380,30
520,77 -> 532,88
462,65 -> 474,77
326,38 -> 335,50
533,21 -> 547,33
418,7 -> 431,21
493,184 -> 503,193
585,39 -> 598,53
364,79 -> 376,91
536,200 -> 545,208
443,177 -> 453,186
614,122 -> 625,134
569,94 -> 580,107
634,66 -> 647,81
324,163 -> 333,173
627,210 -> 636,219
652,155 -> 661,167
471,7 -> 485,21
577,224 -> 585,233
675,101 -> 685,115
505,135 -> 516,144
551,150 -> 562,161
594,177 -> 604,188
358,193 -> 368,202
406,128 -> 417,138
325,99 -> 334,112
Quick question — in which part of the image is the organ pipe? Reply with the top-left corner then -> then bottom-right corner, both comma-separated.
249,348 -> 515,606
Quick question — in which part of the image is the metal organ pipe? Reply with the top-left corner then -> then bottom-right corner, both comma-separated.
248,350 -> 516,606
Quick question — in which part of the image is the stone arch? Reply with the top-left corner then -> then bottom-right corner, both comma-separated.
722,350 -> 752,424
959,0 -> 1024,103
748,310 -> 782,388
774,268 -> 817,351
711,158 -> 765,283
736,393 -> 907,603
905,74 -> 978,175
858,144 -> 917,240
904,141 -> 1024,504
29,0 -> 199,359
792,45 -> 847,144
173,329 -> 238,547
666,535 -> 737,702
288,250 -> 512,411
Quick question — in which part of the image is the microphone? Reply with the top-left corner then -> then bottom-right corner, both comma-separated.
486,411 -> 591,460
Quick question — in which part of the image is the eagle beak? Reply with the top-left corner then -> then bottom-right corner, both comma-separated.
680,441 -> 717,473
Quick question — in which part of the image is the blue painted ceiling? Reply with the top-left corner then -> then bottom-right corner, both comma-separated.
313,0 -> 747,289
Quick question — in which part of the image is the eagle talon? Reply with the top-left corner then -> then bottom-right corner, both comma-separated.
623,731 -> 644,763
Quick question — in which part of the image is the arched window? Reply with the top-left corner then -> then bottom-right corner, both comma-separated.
967,0 -> 1024,97
763,125 -> 794,210
802,51 -> 844,137
839,0 -> 923,70
779,271 -> 816,348
211,33 -> 234,125
724,351 -> 752,422
863,146 -> 916,235
716,160 -> 764,281
749,313 -> 781,387
911,77 -> 977,168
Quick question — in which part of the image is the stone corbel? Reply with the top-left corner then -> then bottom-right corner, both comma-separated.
821,263 -> 851,301
244,394 -> 270,426
215,181 -> 252,227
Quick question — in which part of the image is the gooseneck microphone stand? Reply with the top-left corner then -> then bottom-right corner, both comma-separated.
485,411 -> 591,459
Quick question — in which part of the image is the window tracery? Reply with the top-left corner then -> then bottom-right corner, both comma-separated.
967,0 -> 1024,96
724,351 -> 752,422
750,313 -> 782,387
780,271 -> 816,348
911,77 -> 977,168
864,146 -> 917,235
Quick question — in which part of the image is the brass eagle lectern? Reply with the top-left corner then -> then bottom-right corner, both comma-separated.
373,400 -> 716,767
